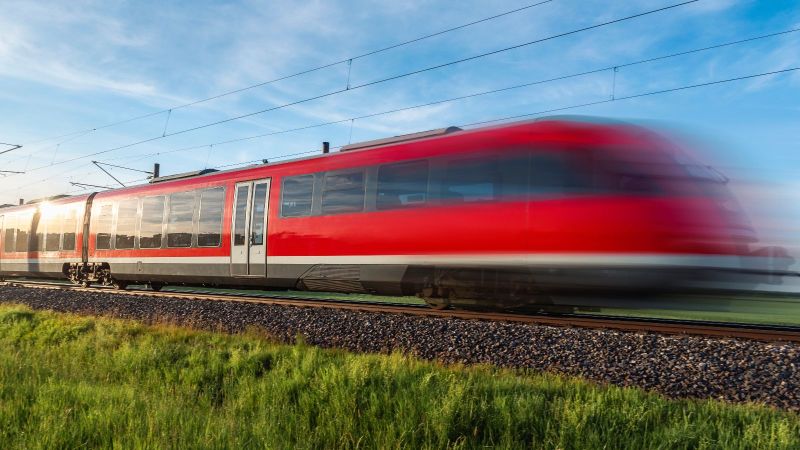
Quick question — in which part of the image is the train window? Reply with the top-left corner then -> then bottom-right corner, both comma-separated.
591,156 -> 663,195
15,213 -> 31,253
281,175 -> 314,217
198,187 -> 224,247
530,153 -> 591,195
442,158 -> 498,203
377,161 -> 429,210
95,205 -> 113,250
62,209 -> 77,251
321,170 -> 365,214
233,186 -> 249,246
250,183 -> 268,245
167,192 -> 196,248
115,199 -> 138,249
33,213 -> 44,252
498,154 -> 530,198
44,209 -> 62,252
139,196 -> 165,249
3,215 -> 15,253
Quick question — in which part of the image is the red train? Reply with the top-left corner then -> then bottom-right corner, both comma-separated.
0,118 -> 769,308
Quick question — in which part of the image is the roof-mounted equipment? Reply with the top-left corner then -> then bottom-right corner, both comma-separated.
149,168 -> 218,184
340,126 -> 462,152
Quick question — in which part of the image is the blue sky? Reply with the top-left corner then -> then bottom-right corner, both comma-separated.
0,0 -> 798,249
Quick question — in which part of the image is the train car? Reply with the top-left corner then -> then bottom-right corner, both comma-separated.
0,194 -> 89,279
0,118 -> 767,308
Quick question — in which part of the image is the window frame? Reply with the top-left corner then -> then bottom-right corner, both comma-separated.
94,204 -> 114,251
376,159 -> 430,211
166,191 -> 197,249
197,187 -> 225,248
44,208 -> 63,252
62,208 -> 78,252
321,168 -> 366,215
138,196 -> 166,250
114,198 -> 139,250
440,155 -> 502,204
1,215 -> 11,254
280,174 -> 315,218
14,212 -> 32,253
3,215 -> 16,253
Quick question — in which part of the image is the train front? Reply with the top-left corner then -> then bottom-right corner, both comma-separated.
530,119 -> 788,296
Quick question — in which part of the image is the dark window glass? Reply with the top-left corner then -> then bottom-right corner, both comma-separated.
590,154 -> 663,195
281,175 -> 314,217
322,170 -> 364,214
251,183 -> 268,246
442,158 -> 498,203
198,187 -> 224,247
167,192 -> 195,248
15,214 -> 31,253
3,215 -> 15,253
45,209 -> 62,252
233,186 -> 249,246
377,161 -> 428,210
498,154 -> 530,198
95,205 -> 113,250
115,199 -> 138,249
530,153 -> 591,194
62,209 -> 77,251
139,197 -> 165,249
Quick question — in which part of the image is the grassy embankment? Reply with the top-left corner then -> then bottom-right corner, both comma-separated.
0,304 -> 798,449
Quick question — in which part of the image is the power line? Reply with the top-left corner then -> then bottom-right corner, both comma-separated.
19,0 -> 696,173
21,0 -> 557,147
115,67 -> 800,192
13,64 -> 798,200
463,67 -> 800,127
6,24 -> 796,197
93,27 -> 800,165
5,24 -> 795,193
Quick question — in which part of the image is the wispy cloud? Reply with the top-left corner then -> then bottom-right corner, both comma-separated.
0,0 -> 798,212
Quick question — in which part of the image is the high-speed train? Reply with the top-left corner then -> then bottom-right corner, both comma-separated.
0,118 -> 773,308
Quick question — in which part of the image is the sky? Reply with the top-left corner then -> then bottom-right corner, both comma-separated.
0,0 -> 798,254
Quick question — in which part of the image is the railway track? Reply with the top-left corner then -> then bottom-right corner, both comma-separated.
2,280 -> 800,343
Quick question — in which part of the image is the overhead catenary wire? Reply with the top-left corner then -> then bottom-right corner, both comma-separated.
19,0 -> 557,147
18,65 -> 800,200
5,23 -> 797,198
87,27 -> 800,165
16,0 -> 697,174
4,25 -> 797,194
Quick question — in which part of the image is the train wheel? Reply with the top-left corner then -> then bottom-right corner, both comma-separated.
150,282 -> 164,292
110,280 -> 128,290
81,281 -> 91,288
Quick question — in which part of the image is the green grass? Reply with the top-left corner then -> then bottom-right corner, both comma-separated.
0,305 -> 798,449
582,294 -> 800,326
156,284 -> 427,305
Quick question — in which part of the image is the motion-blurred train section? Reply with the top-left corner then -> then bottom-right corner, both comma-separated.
0,117 -> 794,311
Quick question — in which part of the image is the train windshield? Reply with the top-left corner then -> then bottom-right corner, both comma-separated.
590,147 -> 731,198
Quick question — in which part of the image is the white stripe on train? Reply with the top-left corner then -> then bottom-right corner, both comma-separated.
0,254 -> 778,271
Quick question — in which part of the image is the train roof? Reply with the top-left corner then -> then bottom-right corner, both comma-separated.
23,117 -> 659,203
0,193 -> 91,215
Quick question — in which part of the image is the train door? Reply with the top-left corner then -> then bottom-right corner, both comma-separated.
230,179 -> 271,277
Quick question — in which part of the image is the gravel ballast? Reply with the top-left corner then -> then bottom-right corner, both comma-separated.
1,284 -> 799,411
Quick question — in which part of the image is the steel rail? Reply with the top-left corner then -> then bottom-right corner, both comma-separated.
2,280 -> 800,343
